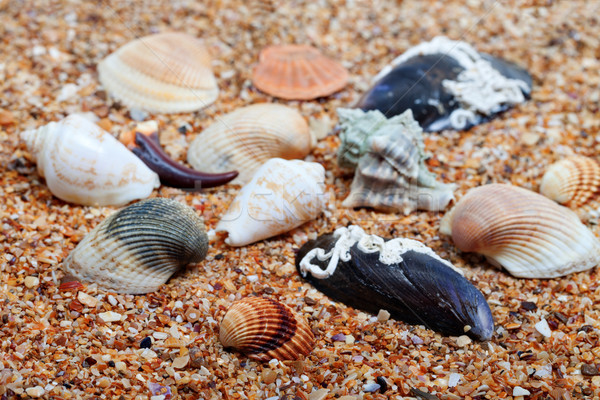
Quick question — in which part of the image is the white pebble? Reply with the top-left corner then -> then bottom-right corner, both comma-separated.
456,335 -> 472,347
377,309 -> 391,322
153,332 -> 168,340
448,373 -> 461,387
513,386 -> 530,396
99,311 -> 122,322
362,382 -> 380,392
535,318 -> 552,337
77,292 -> 98,308
24,276 -> 39,288
26,386 -> 45,397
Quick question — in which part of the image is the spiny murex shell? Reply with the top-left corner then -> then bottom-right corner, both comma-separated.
21,114 -> 160,206
187,104 -> 312,184
216,158 -> 326,246
63,198 -> 208,294
219,297 -> 315,361
337,108 -> 456,214
540,155 -> 600,220
98,32 -> 218,113
296,225 -> 494,340
440,183 -> 600,278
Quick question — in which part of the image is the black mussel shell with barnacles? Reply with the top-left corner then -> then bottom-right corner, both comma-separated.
296,225 -> 494,340
356,36 -> 532,132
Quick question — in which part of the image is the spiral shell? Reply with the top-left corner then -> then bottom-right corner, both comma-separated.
63,198 -> 208,294
187,104 -> 312,184
216,158 -> 326,246
252,44 -> 349,100
20,114 -> 160,206
540,155 -> 600,220
440,184 -> 600,278
98,32 -> 218,113
219,297 -> 315,361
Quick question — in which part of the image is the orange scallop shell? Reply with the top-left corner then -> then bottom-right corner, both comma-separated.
540,155 -> 600,219
219,297 -> 315,361
252,44 -> 349,100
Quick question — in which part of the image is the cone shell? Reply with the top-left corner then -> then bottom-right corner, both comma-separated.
63,198 -> 208,294
440,184 -> 600,278
219,297 -> 315,361
98,32 -> 218,113
540,155 -> 600,220
187,104 -> 312,184
252,44 -> 348,100
20,114 -> 160,206
216,158 -> 326,246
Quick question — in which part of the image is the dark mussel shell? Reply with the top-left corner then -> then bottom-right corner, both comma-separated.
356,38 -> 532,132
296,226 -> 494,340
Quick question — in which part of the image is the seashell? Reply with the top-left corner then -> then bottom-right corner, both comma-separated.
440,184 -> 600,278
63,198 -> 208,294
219,297 -> 315,361
337,108 -> 456,214
98,32 -> 218,113
252,44 -> 349,100
20,114 -> 160,206
187,104 -> 312,184
540,155 -> 600,220
296,225 -> 494,340
356,36 -> 532,132
216,158 -> 326,246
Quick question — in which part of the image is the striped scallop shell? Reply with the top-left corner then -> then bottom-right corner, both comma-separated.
439,184 -> 600,278
540,155 -> 600,220
187,104 -> 312,184
63,198 -> 208,294
219,297 -> 315,361
98,32 -> 218,113
252,45 -> 349,100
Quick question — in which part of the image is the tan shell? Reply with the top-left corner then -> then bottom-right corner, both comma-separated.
63,198 -> 208,294
540,155 -> 600,220
98,32 -> 218,113
187,104 -> 312,184
219,297 -> 315,361
252,44 -> 348,100
440,183 -> 600,278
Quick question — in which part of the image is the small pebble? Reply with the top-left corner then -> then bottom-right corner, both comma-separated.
377,309 -> 390,322
24,276 -> 39,288
448,373 -> 461,387
25,386 -> 45,398
261,368 -> 277,384
308,388 -> 329,400
362,382 -> 381,392
513,386 -> 530,396
98,311 -> 122,322
456,335 -> 472,347
140,336 -> 152,349
172,355 -> 189,369
535,318 -> 552,337
129,108 -> 148,121
581,364 -> 600,376
152,332 -> 168,340
77,292 -> 98,308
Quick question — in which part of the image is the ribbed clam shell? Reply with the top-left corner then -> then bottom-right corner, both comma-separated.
440,184 -> 600,278
98,32 -> 218,113
252,44 -> 348,100
296,226 -> 494,340
63,198 -> 208,294
219,297 -> 315,361
540,155 -> 600,219
187,104 -> 312,184
216,158 -> 326,246
20,114 -> 160,206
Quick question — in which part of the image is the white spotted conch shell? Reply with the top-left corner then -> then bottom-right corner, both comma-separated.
21,115 -> 160,206
440,183 -> 600,278
187,104 -> 313,184
98,32 -> 218,113
216,158 -> 326,246
540,155 -> 600,221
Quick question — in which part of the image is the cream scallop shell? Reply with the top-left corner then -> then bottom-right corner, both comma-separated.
21,114 -> 160,206
98,32 -> 218,113
216,158 -> 326,246
63,198 -> 208,294
219,297 -> 315,361
187,104 -> 312,184
440,183 -> 600,278
540,155 -> 600,220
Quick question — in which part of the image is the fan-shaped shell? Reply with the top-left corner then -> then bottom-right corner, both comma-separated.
219,297 -> 315,361
98,32 -> 218,113
440,184 -> 600,278
252,44 -> 349,100
540,155 -> 600,220
216,158 -> 326,246
63,198 -> 208,294
20,114 -> 160,206
187,104 -> 312,184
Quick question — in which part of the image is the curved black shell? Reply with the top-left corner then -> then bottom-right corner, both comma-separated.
296,233 -> 494,341
356,53 -> 531,132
